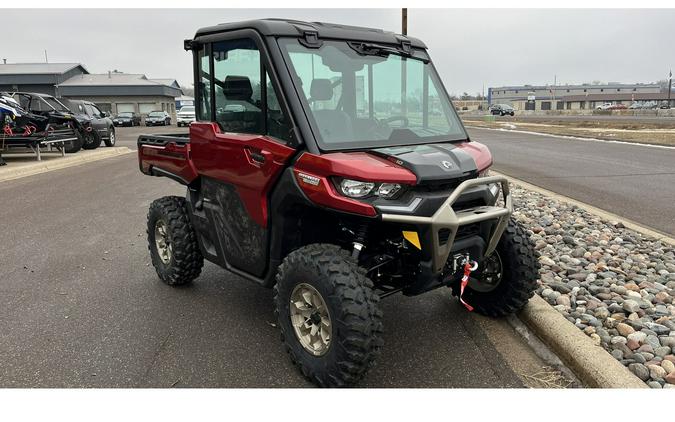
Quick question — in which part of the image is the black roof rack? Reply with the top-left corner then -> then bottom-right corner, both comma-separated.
193,18 -> 426,49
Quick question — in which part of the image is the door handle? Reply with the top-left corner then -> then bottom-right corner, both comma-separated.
245,147 -> 269,167
249,151 -> 266,164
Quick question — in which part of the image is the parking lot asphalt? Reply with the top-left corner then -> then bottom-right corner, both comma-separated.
467,127 -> 675,236
0,126 -> 550,388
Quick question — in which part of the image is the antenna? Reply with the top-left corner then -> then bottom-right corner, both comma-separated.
44,49 -> 49,63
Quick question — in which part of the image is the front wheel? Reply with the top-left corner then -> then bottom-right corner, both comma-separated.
104,128 -> 116,147
451,219 -> 539,317
274,244 -> 383,387
147,196 -> 204,286
64,132 -> 83,153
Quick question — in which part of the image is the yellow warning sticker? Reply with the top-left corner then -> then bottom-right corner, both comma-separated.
402,231 -> 421,250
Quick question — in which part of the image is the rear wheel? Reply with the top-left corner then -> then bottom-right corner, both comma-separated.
147,196 -> 204,286
451,219 -> 539,316
274,244 -> 383,387
81,130 -> 101,150
104,128 -> 116,147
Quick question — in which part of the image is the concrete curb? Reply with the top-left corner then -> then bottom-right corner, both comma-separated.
519,295 -> 647,388
495,172 -> 675,246
0,147 -> 133,183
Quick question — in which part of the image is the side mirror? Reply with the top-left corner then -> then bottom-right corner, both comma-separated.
103,112 -> 110,117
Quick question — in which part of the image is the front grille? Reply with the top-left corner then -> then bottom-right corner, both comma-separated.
456,223 -> 481,239
415,172 -> 478,193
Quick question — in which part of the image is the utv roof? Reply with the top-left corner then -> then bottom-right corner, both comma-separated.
194,18 -> 426,49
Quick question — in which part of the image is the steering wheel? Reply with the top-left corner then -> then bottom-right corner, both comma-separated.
380,115 -> 409,127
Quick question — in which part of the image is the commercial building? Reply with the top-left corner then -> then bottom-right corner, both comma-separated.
57,72 -> 183,116
0,62 -> 183,117
0,63 -> 88,96
488,83 -> 672,111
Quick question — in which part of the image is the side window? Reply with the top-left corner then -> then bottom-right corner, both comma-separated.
266,74 -> 291,141
210,38 -> 291,142
212,38 -> 263,135
84,104 -> 96,117
197,45 -> 212,121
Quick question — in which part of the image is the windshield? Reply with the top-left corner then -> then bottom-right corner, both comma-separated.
148,112 -> 163,117
119,112 -> 133,117
179,106 -> 195,113
278,38 -> 466,150
44,97 -> 70,112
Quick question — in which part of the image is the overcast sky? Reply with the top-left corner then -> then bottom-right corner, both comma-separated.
1,8 -> 673,94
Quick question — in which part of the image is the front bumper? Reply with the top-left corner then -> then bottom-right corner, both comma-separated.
380,175 -> 512,276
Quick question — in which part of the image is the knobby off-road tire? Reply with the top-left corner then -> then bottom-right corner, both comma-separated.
147,196 -> 204,286
64,132 -> 83,153
452,218 -> 539,317
274,244 -> 383,387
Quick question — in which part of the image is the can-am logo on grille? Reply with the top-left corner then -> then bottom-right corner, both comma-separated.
441,160 -> 453,169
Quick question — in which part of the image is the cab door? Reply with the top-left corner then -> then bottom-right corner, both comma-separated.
189,35 -> 296,278
84,103 -> 110,139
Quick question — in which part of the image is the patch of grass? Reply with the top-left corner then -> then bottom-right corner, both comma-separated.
462,119 -> 675,146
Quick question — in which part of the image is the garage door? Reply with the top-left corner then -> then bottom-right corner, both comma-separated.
139,103 -> 158,115
117,103 -> 135,113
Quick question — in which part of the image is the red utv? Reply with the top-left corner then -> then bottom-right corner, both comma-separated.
138,19 -> 538,387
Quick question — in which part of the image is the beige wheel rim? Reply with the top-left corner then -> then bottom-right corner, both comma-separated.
154,220 -> 172,264
289,283 -> 332,356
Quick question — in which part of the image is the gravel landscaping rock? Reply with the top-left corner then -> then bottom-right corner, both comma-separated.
510,184 -> 675,388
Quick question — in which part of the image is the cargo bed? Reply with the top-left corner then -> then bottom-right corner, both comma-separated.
137,133 -> 197,185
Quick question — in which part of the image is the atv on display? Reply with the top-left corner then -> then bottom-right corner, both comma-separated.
9,92 -> 87,153
138,19 -> 539,387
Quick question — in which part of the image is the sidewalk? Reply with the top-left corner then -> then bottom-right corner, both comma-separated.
0,147 -> 133,183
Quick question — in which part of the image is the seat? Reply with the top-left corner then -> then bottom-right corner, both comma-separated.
309,78 -> 354,143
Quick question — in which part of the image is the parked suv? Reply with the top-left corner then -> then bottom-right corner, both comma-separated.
145,111 -> 172,126
66,100 -> 116,148
137,19 -> 538,387
489,104 -> 515,116
113,111 -> 141,127
176,106 -> 196,127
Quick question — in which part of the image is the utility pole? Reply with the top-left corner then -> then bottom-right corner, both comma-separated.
668,69 -> 672,107
401,8 -> 408,115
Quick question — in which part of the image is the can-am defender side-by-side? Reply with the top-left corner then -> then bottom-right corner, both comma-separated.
138,19 -> 539,387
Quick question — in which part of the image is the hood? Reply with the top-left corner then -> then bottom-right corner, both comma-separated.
369,142 -> 483,184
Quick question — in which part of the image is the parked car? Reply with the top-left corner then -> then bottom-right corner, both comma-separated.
608,103 -> 627,110
659,101 -> 671,110
176,106 -> 196,127
137,18 -> 538,388
595,103 -> 613,110
489,104 -> 515,116
145,111 -> 172,126
113,111 -> 141,127
66,100 -> 116,148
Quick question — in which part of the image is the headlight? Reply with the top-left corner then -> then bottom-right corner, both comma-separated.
337,179 -> 403,199
339,179 -> 375,198
377,183 -> 402,199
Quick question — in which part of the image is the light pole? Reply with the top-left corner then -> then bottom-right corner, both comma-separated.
402,8 -> 407,35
